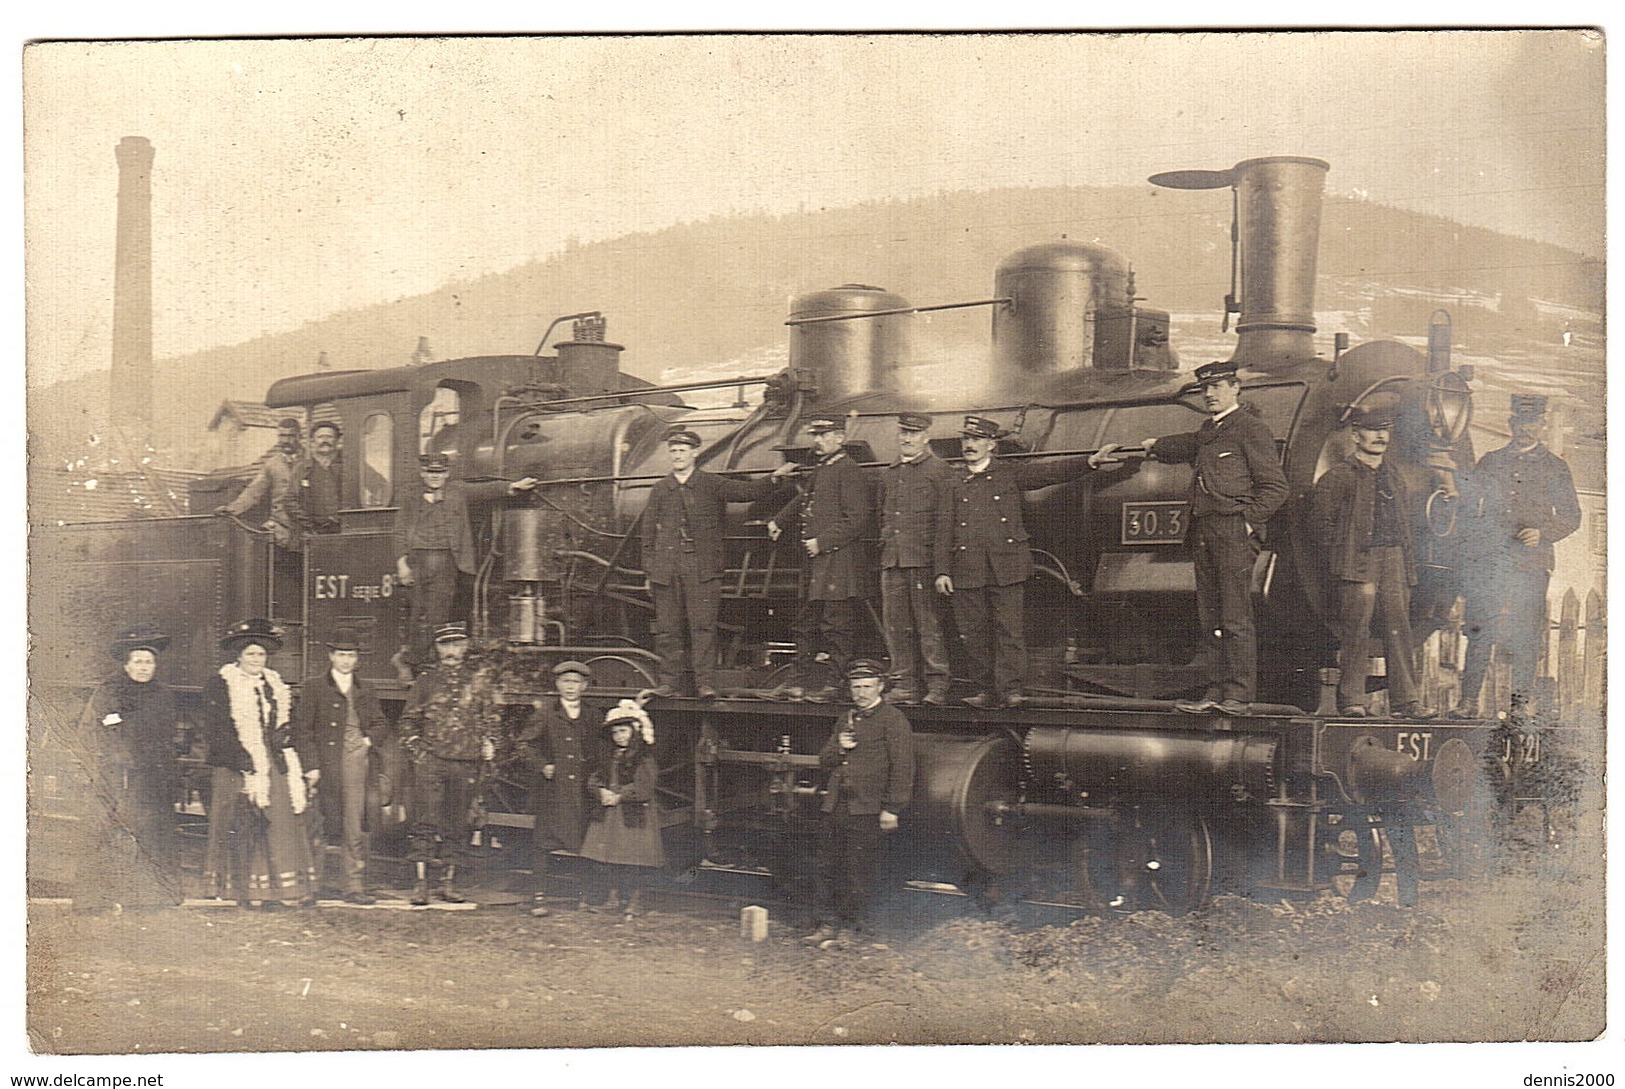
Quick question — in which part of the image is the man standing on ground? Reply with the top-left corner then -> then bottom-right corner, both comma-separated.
1141,361 -> 1288,715
641,425 -> 793,697
1452,394 -> 1581,717
801,661 -> 914,950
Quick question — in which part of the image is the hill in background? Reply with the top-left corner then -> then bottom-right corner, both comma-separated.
28,183 -> 1603,473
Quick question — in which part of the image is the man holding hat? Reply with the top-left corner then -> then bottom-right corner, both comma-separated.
216,417 -> 306,551
1452,393 -> 1581,716
802,660 -> 915,949
397,622 -> 501,905
641,425 -> 794,697
393,452 -> 539,668
936,414 -> 1101,709
767,414 -> 874,702
879,412 -> 955,705
511,660 -> 601,915
1306,401 -> 1433,719
292,628 -> 388,902
1141,361 -> 1288,715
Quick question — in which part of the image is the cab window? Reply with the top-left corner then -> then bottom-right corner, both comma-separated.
360,412 -> 393,508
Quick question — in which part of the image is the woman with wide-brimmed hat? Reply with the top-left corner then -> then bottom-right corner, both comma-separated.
68,624 -> 184,913
578,696 -> 664,918
200,619 -> 317,909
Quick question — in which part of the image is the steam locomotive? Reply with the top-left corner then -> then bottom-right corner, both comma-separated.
33,156 -> 1536,912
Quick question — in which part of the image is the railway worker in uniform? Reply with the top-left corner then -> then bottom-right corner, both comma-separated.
937,415 -> 1102,709
393,452 -> 539,668
877,412 -> 954,706
578,697 -> 663,919
512,660 -> 602,917
1140,361 -> 1289,715
641,425 -> 794,697
801,661 -> 915,950
398,622 -> 501,906
767,414 -> 874,702
1451,394 -> 1581,718
200,619 -> 318,910
291,628 -> 386,903
68,624 -> 184,913
1306,403 -> 1435,720
215,417 -> 305,551
287,420 -> 344,541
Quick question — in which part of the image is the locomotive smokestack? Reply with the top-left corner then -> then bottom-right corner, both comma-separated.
111,136 -> 155,444
1151,155 -> 1329,372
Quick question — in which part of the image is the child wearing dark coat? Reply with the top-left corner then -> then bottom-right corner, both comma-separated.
578,697 -> 664,917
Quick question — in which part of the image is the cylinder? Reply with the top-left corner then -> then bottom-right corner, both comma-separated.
507,592 -> 542,645
502,506 -> 550,583
993,241 -> 1130,377
787,284 -> 911,401
908,732 -> 1027,875
1024,725 -> 1278,804
555,340 -> 625,397
1230,156 -> 1330,368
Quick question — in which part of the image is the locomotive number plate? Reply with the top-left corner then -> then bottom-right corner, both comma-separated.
1121,501 -> 1190,545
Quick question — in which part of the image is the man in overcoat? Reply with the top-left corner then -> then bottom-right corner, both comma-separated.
936,415 -> 1100,709
398,622 -> 500,905
293,629 -> 388,903
801,660 -> 915,949
1141,361 -> 1289,714
511,660 -> 601,916
767,414 -> 874,702
1306,403 -> 1434,719
1451,394 -> 1581,716
393,452 -> 539,666
641,426 -> 793,697
877,412 -> 954,705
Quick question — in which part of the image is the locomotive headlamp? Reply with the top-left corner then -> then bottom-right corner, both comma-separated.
1426,372 -> 1473,445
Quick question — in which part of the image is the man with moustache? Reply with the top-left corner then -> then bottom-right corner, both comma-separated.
877,412 -> 954,706
1306,402 -> 1434,720
641,425 -> 794,697
1141,361 -> 1289,715
287,420 -> 345,541
293,629 -> 388,902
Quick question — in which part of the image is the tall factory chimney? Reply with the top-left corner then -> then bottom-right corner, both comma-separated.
111,136 -> 155,444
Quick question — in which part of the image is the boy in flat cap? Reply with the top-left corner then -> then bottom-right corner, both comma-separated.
936,414 -> 1101,709
1451,394 -> 1580,716
1306,402 -> 1433,719
801,660 -> 914,949
393,452 -> 540,668
1141,361 -> 1288,715
767,415 -> 873,701
878,412 -> 955,705
641,425 -> 794,697
511,660 -> 601,915
292,629 -> 388,902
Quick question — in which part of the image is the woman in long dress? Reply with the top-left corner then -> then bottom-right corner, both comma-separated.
200,618 -> 317,910
69,624 -> 184,913
578,698 -> 664,917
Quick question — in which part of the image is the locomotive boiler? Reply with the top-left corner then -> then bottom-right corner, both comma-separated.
32,155 -> 1527,913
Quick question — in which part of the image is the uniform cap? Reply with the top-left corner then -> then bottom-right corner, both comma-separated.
1510,394 -> 1550,421
959,415 -> 1007,440
310,420 -> 342,439
433,622 -> 470,644
220,618 -> 284,655
804,414 -> 846,435
419,452 -> 452,471
664,427 -> 703,448
324,628 -> 362,652
1192,360 -> 1241,386
1342,402 -> 1396,430
896,412 -> 932,432
552,660 -> 593,679
111,623 -> 170,660
845,659 -> 888,681
276,417 -> 303,433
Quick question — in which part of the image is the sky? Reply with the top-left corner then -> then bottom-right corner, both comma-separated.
21,30 -> 1605,389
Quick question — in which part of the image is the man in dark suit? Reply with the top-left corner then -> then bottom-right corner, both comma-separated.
292,629 -> 388,903
801,660 -> 915,950
392,452 -> 538,666
1452,393 -> 1581,717
1306,402 -> 1434,719
287,420 -> 344,541
768,414 -> 874,702
641,426 -> 793,697
1142,361 -> 1289,715
936,415 -> 1100,709
878,412 -> 954,706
